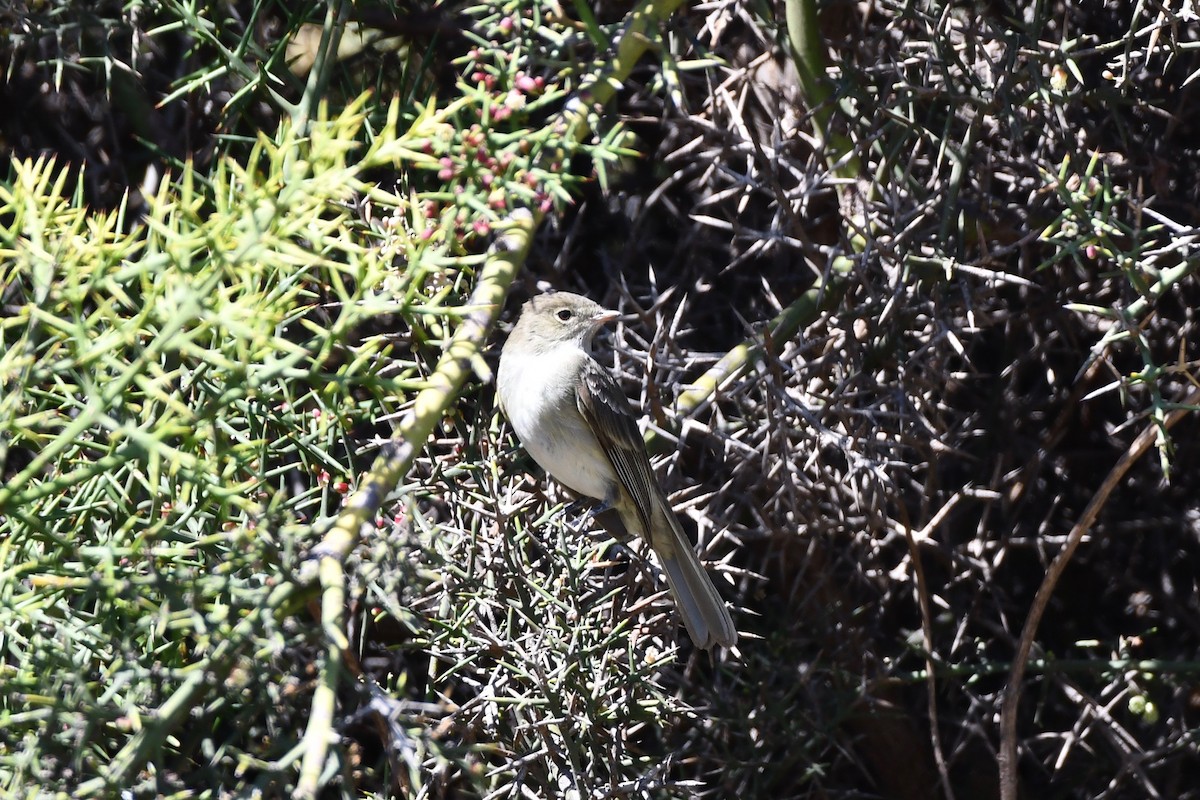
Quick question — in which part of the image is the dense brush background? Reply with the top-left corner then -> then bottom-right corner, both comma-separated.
2,0 -> 1199,797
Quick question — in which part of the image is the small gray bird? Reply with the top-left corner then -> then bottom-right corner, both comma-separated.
496,292 -> 737,650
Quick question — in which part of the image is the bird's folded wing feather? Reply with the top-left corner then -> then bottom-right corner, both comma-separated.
575,357 -> 660,537
577,356 -> 737,649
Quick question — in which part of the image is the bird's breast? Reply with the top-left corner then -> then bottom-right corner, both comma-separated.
497,345 -> 616,501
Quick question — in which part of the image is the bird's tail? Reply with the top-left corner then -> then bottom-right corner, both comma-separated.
652,510 -> 737,650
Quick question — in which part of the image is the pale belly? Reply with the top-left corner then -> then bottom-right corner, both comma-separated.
498,346 -> 616,501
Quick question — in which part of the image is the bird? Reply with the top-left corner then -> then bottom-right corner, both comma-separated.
496,291 -> 737,650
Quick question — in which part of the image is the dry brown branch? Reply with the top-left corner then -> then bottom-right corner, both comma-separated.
999,385 -> 1200,800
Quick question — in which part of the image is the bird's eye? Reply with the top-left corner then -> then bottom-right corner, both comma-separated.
556,309 -> 572,321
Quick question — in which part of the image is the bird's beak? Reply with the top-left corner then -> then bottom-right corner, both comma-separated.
591,309 -> 620,327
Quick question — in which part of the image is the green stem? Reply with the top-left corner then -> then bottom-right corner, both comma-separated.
783,0 -> 861,180
669,256 -> 853,428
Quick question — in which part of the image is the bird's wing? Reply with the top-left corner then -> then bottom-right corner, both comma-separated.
575,356 -> 659,537
577,356 -> 738,649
